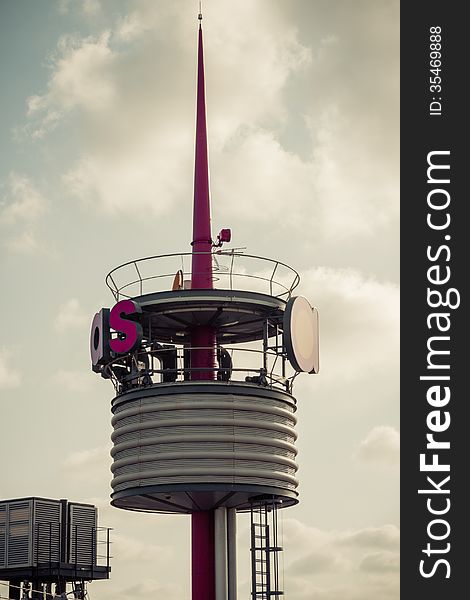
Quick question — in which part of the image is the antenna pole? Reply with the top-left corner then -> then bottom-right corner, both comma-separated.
190,14 -> 216,381
190,13 -> 216,600
191,16 -> 212,290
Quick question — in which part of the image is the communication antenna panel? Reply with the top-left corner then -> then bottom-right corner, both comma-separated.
284,296 -> 319,373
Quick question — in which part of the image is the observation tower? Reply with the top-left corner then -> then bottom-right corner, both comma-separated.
90,10 -> 319,600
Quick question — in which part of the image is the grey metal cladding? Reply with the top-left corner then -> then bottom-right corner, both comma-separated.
0,504 -> 6,568
111,386 -> 299,504
69,504 -> 97,566
34,499 -> 62,564
6,500 -> 32,568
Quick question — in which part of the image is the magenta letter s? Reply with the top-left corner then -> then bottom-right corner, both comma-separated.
109,299 -> 143,354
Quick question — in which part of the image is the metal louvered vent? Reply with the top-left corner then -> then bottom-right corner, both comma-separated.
7,501 -> 31,567
1,497 -> 110,585
0,505 -> 6,568
34,500 -> 61,564
69,504 -> 97,566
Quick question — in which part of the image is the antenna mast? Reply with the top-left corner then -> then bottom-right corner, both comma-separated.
190,8 -> 217,600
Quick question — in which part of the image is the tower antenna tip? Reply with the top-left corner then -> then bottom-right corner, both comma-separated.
198,1 -> 203,21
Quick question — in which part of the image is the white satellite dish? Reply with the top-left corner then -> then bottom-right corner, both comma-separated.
283,296 -> 319,374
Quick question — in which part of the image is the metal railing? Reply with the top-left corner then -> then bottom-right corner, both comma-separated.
103,343 -> 295,395
105,251 -> 300,301
34,523 -> 111,573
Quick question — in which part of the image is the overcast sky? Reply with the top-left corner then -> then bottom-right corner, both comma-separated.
0,1 -> 399,599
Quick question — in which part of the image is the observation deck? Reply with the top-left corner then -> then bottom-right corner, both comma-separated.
97,252 -> 305,513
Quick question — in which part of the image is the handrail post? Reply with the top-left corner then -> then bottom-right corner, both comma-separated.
91,527 -> 95,579
106,528 -> 110,577
229,253 -> 235,290
49,521 -> 52,572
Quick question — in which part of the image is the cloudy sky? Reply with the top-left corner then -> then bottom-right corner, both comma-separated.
0,1 -> 399,599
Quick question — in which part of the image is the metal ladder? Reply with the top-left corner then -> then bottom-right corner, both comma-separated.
250,499 -> 284,599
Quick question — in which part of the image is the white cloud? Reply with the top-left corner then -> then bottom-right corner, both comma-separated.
213,128 -> 314,227
237,518 -> 399,600
83,0 -> 102,16
213,106 -> 398,245
27,0 -> 398,257
112,0 -> 311,134
116,579 -> 182,600
0,174 -> 49,255
53,369 -> 94,393
298,267 -> 399,380
54,298 -> 89,332
115,12 -> 148,43
357,426 -> 400,467
63,130 -> 192,216
309,106 -> 399,240
57,0 -> 70,14
62,445 -> 111,484
4,230 -> 42,255
204,2 -> 312,140
63,445 -> 110,469
0,349 -> 21,389
283,519 -> 399,599
339,524 -> 400,550
0,173 -> 46,223
290,549 -> 346,575
27,31 -> 116,138
359,551 -> 400,574
29,0 -> 313,218
112,533 -> 173,562
58,0 -> 102,16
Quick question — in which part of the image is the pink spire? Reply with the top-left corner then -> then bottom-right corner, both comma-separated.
191,19 -> 213,289
189,17 -> 216,379
190,15 -> 217,600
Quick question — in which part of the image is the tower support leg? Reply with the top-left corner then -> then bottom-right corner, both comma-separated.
192,510 -> 215,600
227,508 -> 237,600
9,580 -> 21,600
215,507 -> 228,600
31,579 -> 42,600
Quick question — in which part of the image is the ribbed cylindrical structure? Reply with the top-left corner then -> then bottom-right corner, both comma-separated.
110,382 -> 298,512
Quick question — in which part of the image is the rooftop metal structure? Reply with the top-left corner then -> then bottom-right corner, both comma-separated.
0,497 -> 111,600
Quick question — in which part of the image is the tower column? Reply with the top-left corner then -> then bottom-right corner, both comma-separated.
192,511 -> 215,600
227,508 -> 238,600
215,508 -> 228,600
190,16 -> 217,600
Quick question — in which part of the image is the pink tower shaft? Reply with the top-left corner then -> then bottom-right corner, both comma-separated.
191,24 -> 213,289
190,23 -> 217,382
190,21 -> 216,600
